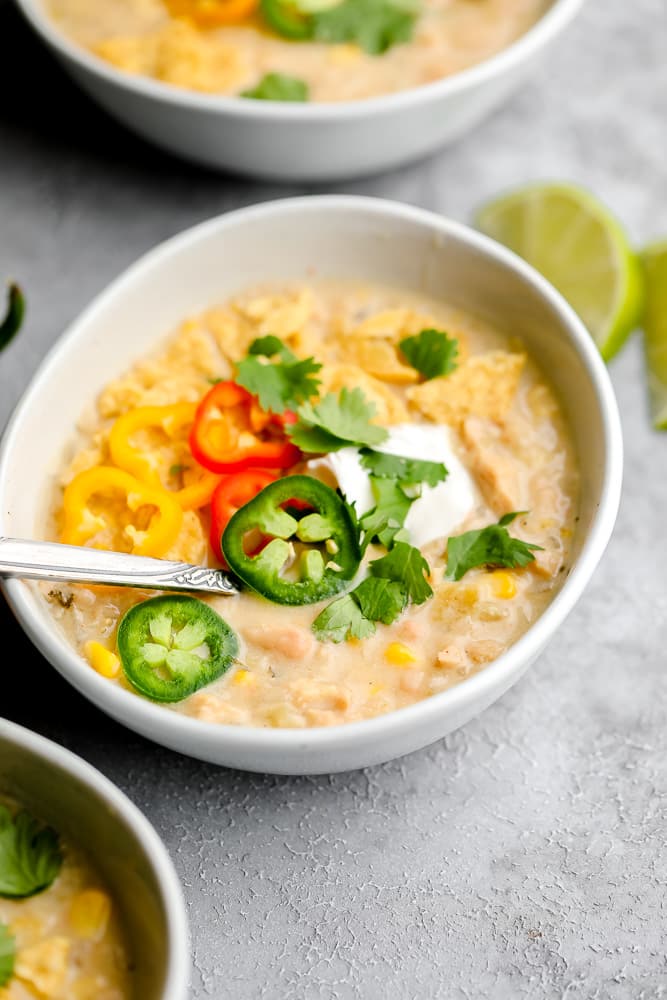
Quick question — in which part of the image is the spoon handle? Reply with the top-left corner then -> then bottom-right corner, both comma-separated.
0,537 -> 239,596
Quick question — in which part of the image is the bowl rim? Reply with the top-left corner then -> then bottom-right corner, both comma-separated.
0,716 -> 191,999
0,193 -> 623,760
14,0 -> 586,120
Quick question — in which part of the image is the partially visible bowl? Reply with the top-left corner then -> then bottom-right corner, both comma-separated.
0,717 -> 191,1000
0,195 -> 622,774
13,0 -> 585,181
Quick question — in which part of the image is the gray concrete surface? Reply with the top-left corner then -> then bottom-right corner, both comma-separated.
1,0 -> 666,996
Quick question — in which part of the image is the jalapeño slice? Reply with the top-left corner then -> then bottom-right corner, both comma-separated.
221,475 -> 361,605
117,595 -> 238,703
259,0 -> 313,38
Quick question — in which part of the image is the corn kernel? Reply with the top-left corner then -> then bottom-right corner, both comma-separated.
69,889 -> 112,940
328,43 -> 362,66
491,571 -> 517,599
85,641 -> 120,678
384,642 -> 418,666
232,669 -> 256,687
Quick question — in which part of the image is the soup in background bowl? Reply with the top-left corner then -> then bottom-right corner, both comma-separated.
0,719 -> 190,998
0,197 -> 622,773
48,0 -> 549,103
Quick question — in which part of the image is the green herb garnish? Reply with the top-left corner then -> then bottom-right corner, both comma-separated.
312,541 -> 431,642
399,328 -> 458,381
241,72 -> 309,101
235,337 -> 321,413
359,449 -> 448,487
289,388 -> 389,451
260,0 -> 418,54
444,512 -> 542,581
369,540 -> 433,604
0,283 -> 25,353
0,805 -> 62,899
0,923 -> 15,988
312,0 -> 417,54
311,593 -> 377,642
359,477 -> 413,549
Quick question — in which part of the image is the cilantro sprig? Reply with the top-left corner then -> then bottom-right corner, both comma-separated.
241,73 -> 309,102
312,0 -> 418,54
312,541 -> 431,642
399,328 -> 458,381
289,387 -> 389,451
0,923 -> 15,988
357,452 -> 448,548
359,449 -> 448,488
444,512 -> 542,581
260,0 -> 418,54
0,805 -> 63,899
359,477 -> 413,549
0,283 -> 25,353
235,335 -> 321,413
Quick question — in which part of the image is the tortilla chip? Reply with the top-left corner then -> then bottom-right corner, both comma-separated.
407,351 -> 526,425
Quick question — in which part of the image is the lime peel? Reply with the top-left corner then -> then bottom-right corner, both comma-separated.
640,240 -> 667,430
474,182 -> 645,362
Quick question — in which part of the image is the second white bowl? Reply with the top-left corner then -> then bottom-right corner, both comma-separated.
14,0 -> 585,181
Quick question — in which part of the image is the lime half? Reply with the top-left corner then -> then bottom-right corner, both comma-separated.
641,240 -> 667,430
475,182 -> 645,362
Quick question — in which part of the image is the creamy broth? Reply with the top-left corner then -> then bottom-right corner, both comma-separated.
0,798 -> 133,1000
42,281 -> 579,729
48,0 -> 548,102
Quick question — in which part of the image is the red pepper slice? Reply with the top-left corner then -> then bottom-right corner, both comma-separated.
209,468 -> 279,564
189,381 -> 301,475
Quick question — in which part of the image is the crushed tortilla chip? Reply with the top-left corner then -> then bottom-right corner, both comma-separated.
345,308 -> 439,341
407,351 -> 526,425
344,338 -> 418,385
236,289 -> 314,341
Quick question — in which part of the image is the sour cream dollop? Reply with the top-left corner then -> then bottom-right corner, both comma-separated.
306,424 -> 477,548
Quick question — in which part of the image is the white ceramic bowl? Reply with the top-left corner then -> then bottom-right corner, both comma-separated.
0,717 -> 191,999
14,0 -> 585,181
0,195 -> 622,774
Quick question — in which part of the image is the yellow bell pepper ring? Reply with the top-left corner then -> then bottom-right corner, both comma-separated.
109,403 -> 220,510
165,0 -> 259,27
60,466 -> 184,557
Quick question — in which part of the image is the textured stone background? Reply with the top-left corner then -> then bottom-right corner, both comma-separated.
1,0 -> 666,996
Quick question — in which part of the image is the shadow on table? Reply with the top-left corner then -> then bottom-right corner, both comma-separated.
0,2 -> 247,190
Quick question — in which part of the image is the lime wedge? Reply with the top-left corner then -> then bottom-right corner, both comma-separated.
475,182 -> 645,361
641,240 -> 667,430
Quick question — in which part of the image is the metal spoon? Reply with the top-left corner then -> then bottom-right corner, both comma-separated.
0,537 -> 239,596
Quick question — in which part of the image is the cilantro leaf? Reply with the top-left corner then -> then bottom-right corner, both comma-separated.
312,594 -> 376,643
0,923 -> 15,988
353,576 -> 407,625
0,805 -> 63,899
312,0 -> 417,54
235,351 -> 321,414
248,335 -> 297,360
289,388 -> 389,452
444,512 -> 543,581
359,449 -> 448,488
360,477 -> 413,549
369,541 -> 433,604
241,73 -> 309,102
399,328 -> 459,381
0,283 -> 25,353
